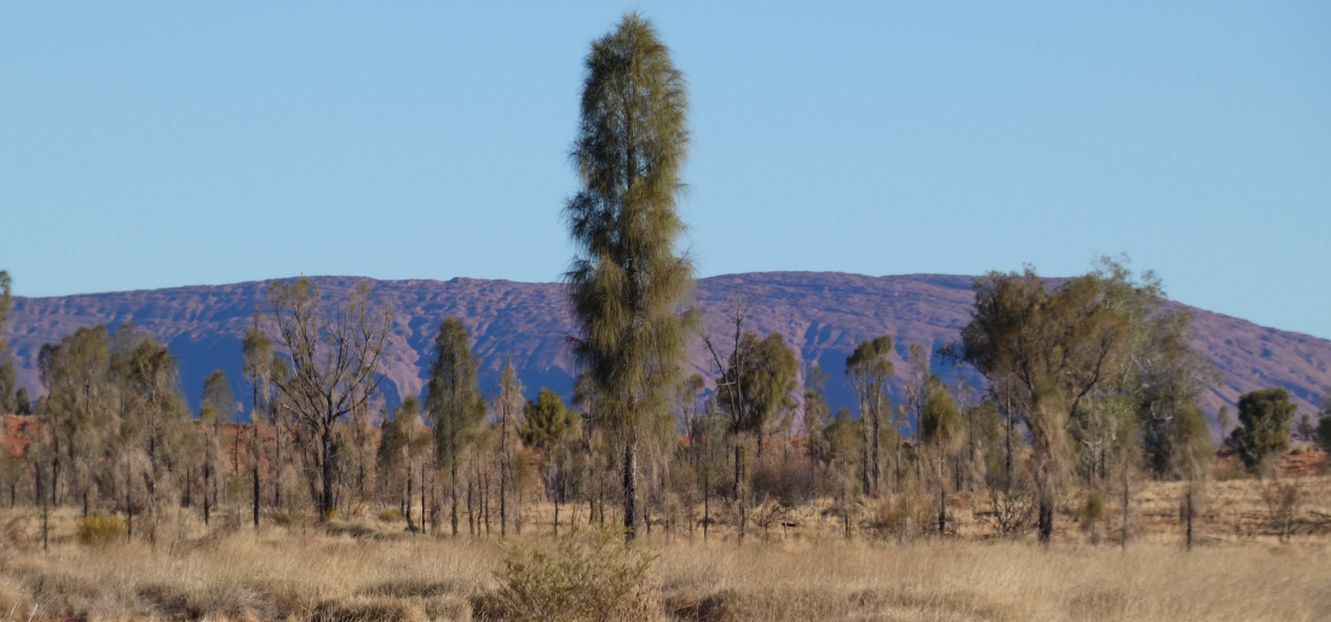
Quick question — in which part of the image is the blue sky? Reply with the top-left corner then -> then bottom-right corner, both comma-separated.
2,2 -> 1328,338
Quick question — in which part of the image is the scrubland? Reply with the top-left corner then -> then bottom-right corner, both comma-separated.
2,472 -> 1329,622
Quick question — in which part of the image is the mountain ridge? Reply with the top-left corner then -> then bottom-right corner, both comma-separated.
5,271 -> 1329,431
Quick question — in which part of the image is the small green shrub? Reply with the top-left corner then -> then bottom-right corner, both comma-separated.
486,529 -> 655,621
78,513 -> 126,546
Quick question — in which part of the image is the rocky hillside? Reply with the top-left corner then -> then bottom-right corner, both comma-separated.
5,272 -> 1329,431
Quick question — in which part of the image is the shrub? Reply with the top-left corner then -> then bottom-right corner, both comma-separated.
865,493 -> 930,542
486,529 -> 655,621
1260,480 -> 1303,543
378,508 -> 403,523
1078,492 -> 1106,543
78,513 -> 126,546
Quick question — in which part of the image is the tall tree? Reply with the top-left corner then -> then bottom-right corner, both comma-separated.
564,13 -> 693,541
38,325 -> 115,510
920,376 -> 962,535
267,278 -> 391,519
846,336 -> 894,497
198,369 -> 235,524
425,316 -> 486,537
110,327 -> 191,543
241,318 -> 272,528
494,361 -> 525,537
0,270 -> 17,413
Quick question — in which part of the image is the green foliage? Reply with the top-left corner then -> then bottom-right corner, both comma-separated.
845,337 -> 894,397
522,388 -> 577,452
846,335 -> 894,496
565,13 -> 694,435
14,386 -> 31,415
376,395 -> 421,496
1078,492 -> 1106,538
718,332 -> 799,438
564,13 -> 693,540
200,369 -> 236,425
425,317 -> 486,465
487,529 -> 655,621
920,376 -> 962,451
1170,404 -> 1214,480
1316,412 -> 1331,456
1229,388 -> 1296,474
959,264 -> 1139,539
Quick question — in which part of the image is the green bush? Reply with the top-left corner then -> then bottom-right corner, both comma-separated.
485,529 -> 655,621
78,513 -> 126,546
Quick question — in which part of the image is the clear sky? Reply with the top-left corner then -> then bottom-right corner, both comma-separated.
2,2 -> 1328,338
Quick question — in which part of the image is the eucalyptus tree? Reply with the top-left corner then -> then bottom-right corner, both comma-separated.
38,325 -> 116,510
846,336 -> 894,497
960,268 -> 1133,542
110,328 -> 191,542
241,318 -> 272,527
919,376 -> 962,535
198,369 -> 235,523
425,316 -> 486,537
494,361 -> 525,537
564,13 -> 694,541
267,278 -> 392,519
0,270 -> 17,413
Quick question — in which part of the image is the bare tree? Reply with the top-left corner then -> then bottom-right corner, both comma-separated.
267,278 -> 391,519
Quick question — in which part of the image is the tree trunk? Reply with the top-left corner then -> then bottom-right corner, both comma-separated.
842,493 -> 851,540
450,453 -> 459,537
405,467 -> 414,533
467,477 -> 476,536
1037,497 -> 1053,544
623,438 -> 639,542
1120,461 -> 1130,552
274,419 -> 283,508
499,407 -> 510,538
203,461 -> 212,525
252,425 -> 261,528
702,469 -> 710,541
1184,484 -> 1195,551
871,406 -> 881,498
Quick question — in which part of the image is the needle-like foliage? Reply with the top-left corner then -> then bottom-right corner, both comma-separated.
564,13 -> 694,541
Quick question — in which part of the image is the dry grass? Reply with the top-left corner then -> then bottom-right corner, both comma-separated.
1,474 -> 1329,621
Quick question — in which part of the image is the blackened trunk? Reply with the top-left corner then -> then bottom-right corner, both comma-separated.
1038,498 -> 1054,544
450,453 -> 459,537
252,425 -> 261,528
320,426 -> 334,519
623,438 -> 638,542
702,470 -> 710,541
203,462 -> 212,525
406,467 -> 414,533
1184,487 -> 1195,551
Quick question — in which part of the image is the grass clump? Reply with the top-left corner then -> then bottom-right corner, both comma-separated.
77,512 -> 126,546
485,529 -> 655,621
